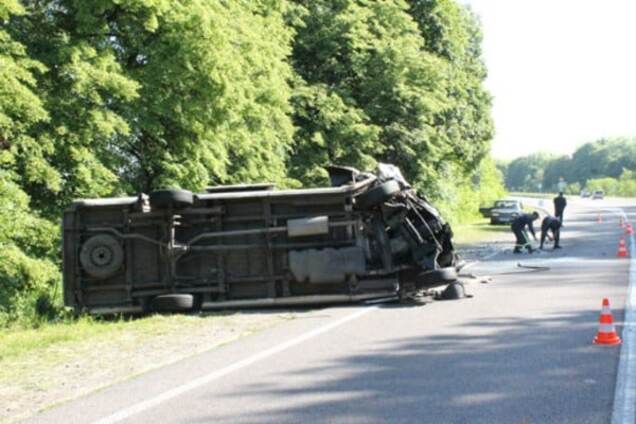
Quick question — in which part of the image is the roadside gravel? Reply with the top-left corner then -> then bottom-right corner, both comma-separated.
0,311 -> 302,424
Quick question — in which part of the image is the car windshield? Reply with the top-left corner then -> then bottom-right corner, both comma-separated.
494,201 -> 517,208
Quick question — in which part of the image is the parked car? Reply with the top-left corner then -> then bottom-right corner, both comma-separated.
592,190 -> 604,200
63,164 -> 461,314
488,199 -> 524,225
478,205 -> 494,218
580,191 -> 590,198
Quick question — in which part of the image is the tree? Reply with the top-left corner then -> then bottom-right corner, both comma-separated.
0,0 -> 59,326
570,138 -> 636,185
499,137 -> 636,195
289,82 -> 381,185
542,155 -> 572,191
109,0 -> 296,190
9,0 -> 141,215
504,153 -> 554,192
0,0 -> 54,188
408,0 -> 494,176
11,0 -> 296,214
288,0 -> 449,190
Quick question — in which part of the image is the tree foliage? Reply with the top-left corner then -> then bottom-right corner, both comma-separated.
500,138 -> 636,194
586,169 -> 636,197
409,1 -> 494,177
287,0 -> 493,195
0,0 -> 59,326
8,0 -> 296,214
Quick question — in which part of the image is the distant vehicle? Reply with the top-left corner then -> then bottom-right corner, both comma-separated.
63,164 -> 461,314
580,191 -> 590,198
488,199 -> 524,225
592,190 -> 605,200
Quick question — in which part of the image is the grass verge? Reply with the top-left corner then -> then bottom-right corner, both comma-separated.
0,310 -> 298,424
453,216 -> 511,245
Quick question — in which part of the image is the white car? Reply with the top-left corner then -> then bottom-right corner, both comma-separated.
489,199 -> 524,225
592,190 -> 604,200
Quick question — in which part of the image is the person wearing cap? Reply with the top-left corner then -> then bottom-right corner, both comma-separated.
540,215 -> 562,250
511,211 -> 540,254
553,192 -> 567,223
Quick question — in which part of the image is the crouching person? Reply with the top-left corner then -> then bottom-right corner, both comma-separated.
540,215 -> 562,250
511,211 -> 540,254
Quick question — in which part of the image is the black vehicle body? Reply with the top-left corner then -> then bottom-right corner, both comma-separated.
63,164 -> 459,314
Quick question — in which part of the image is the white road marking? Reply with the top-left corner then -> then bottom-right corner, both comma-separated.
611,210 -> 635,424
92,306 -> 376,424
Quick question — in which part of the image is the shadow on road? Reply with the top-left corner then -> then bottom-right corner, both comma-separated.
200,309 -> 621,424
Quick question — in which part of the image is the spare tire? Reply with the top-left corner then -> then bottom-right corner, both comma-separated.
415,267 -> 458,288
149,294 -> 195,313
79,234 -> 124,279
149,189 -> 194,210
356,180 -> 401,209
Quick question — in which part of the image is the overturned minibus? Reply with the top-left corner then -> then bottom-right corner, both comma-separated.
63,164 -> 460,313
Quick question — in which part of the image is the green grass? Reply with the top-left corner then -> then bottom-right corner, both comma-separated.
453,216 -> 510,245
0,312 -> 238,362
0,317 -> 102,361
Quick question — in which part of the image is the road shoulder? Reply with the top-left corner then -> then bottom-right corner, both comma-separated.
1,311 -> 298,424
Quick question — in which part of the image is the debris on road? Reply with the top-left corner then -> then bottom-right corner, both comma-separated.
516,262 -> 551,272
434,282 -> 471,300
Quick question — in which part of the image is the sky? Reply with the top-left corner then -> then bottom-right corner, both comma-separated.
462,0 -> 636,160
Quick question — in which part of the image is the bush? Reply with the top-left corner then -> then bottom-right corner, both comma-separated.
586,170 -> 636,197
564,182 -> 581,195
0,245 -> 61,328
0,175 -> 61,328
432,157 -> 506,225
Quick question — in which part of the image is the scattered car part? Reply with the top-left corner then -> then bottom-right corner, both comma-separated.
415,267 -> 458,288
436,282 -> 467,300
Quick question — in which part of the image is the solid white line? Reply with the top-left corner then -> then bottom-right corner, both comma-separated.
92,306 -> 376,424
611,210 -> 635,424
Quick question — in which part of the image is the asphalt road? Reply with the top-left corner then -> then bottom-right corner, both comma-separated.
27,197 -> 636,424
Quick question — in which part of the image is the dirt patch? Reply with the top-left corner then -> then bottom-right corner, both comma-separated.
0,311 -> 299,424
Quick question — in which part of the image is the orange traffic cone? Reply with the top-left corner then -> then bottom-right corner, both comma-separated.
593,298 -> 622,345
626,224 -> 634,235
617,237 -> 629,258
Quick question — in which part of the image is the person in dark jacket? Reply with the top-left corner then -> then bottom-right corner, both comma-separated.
540,215 -> 562,250
511,211 -> 540,254
553,192 -> 567,223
